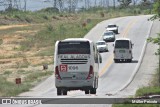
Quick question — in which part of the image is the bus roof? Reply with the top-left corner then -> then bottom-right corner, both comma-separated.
61,38 -> 92,43
115,38 -> 131,41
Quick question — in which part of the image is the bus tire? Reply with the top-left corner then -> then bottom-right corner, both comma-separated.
128,59 -> 132,62
116,30 -> 118,34
57,88 -> 61,96
114,59 -> 118,63
63,90 -> 67,95
90,88 -> 96,94
85,90 -> 89,94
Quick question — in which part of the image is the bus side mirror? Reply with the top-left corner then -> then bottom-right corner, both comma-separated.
99,54 -> 102,63
131,43 -> 134,48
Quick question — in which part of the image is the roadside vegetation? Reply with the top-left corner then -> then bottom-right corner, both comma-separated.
0,70 -> 52,96
0,1 -> 155,96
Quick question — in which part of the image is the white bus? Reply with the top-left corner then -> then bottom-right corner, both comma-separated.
54,38 -> 101,95
113,38 -> 133,63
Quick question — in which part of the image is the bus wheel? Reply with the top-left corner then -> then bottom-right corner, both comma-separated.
63,90 -> 67,95
128,59 -> 132,62
57,88 -> 62,95
114,59 -> 118,63
85,90 -> 89,94
90,88 -> 96,94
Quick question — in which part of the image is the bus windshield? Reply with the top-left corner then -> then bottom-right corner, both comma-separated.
115,40 -> 129,49
58,41 -> 90,54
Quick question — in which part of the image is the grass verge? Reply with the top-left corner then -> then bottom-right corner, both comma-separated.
136,87 -> 160,97
0,71 -> 52,97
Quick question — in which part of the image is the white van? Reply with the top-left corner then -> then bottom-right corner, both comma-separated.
54,38 -> 101,95
113,38 -> 133,63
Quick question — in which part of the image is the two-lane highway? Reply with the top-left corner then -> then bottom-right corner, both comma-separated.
18,15 -> 153,100
97,15 -> 153,96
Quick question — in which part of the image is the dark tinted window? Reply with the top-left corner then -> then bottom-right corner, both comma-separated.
108,25 -> 116,28
115,40 -> 129,49
58,41 -> 90,54
96,42 -> 105,45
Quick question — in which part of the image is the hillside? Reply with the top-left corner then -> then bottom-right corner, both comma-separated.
0,7 -> 151,96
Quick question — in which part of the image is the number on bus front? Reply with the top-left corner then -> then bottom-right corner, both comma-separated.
69,66 -> 78,70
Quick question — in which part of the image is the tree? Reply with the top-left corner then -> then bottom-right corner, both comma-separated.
148,0 -> 160,50
0,0 -> 23,11
51,0 -> 64,12
84,0 -> 90,9
99,0 -> 108,7
117,0 -> 132,7
67,0 -> 78,13
140,0 -> 152,7
132,0 -> 138,6
149,0 -> 160,20
153,0 -> 160,19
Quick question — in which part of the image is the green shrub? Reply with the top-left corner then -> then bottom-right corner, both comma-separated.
39,7 -> 59,13
25,16 -> 33,23
0,76 -> 31,97
3,71 -> 12,75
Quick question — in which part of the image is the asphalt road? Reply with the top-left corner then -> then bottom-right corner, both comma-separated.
1,15 -> 155,107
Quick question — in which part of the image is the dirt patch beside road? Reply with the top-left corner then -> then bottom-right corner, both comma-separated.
0,24 -> 53,85
0,24 -> 29,30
